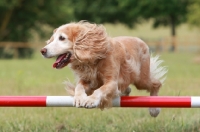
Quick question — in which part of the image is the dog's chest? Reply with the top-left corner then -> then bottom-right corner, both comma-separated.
72,64 -> 101,87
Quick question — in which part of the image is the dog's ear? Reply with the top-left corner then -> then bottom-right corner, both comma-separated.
73,22 -> 110,63
74,48 -> 92,61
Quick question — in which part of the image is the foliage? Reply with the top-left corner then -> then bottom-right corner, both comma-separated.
0,0 -> 73,41
72,0 -> 190,51
0,0 -> 197,58
73,0 -> 189,28
187,0 -> 200,27
0,0 -> 73,58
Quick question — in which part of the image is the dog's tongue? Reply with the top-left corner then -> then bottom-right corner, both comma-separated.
53,54 -> 66,68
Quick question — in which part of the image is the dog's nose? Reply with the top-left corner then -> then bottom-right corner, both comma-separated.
40,48 -> 47,55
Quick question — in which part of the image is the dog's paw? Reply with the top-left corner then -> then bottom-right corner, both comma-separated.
73,94 -> 87,108
82,96 -> 101,109
149,107 -> 161,117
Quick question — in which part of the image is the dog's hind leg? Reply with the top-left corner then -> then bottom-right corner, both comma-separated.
134,53 -> 166,117
122,86 -> 131,96
148,80 -> 162,117
135,72 -> 162,117
148,55 -> 167,117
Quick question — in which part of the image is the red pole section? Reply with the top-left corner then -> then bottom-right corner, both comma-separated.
0,96 -> 46,107
120,96 -> 191,107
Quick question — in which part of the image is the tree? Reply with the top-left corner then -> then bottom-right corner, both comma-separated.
72,0 -> 190,52
72,0 -> 139,27
0,0 -> 73,58
187,0 -> 200,27
131,0 -> 190,52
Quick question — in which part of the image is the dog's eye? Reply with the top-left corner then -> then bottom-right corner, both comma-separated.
59,36 -> 65,41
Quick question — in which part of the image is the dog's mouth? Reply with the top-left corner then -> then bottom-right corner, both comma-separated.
53,52 -> 72,69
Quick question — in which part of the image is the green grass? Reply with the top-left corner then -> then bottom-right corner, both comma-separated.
0,52 -> 200,132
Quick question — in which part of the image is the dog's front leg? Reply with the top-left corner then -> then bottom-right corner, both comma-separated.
73,81 -> 88,108
83,81 -> 119,109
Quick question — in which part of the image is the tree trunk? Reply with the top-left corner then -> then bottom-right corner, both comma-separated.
0,9 -> 14,40
170,15 -> 176,52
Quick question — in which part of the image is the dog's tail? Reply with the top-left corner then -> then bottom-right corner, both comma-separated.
64,81 -> 75,96
150,55 -> 168,84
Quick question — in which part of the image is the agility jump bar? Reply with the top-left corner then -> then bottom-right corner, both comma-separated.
0,96 -> 200,108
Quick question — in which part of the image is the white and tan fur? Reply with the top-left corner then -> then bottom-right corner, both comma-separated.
41,21 -> 167,117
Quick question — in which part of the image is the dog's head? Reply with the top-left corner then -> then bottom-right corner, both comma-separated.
41,21 -> 110,69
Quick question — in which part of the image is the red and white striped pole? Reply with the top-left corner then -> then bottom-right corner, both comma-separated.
0,96 -> 200,108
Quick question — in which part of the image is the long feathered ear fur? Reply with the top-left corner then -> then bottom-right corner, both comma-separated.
73,21 -> 110,63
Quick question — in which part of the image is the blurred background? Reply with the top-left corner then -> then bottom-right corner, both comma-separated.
0,0 -> 200,58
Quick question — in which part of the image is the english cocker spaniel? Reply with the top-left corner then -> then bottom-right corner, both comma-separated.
41,21 -> 167,117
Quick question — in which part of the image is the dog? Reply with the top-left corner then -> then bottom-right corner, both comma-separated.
41,21 -> 167,117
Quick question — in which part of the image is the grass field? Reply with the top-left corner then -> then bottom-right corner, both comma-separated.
0,52 -> 200,132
